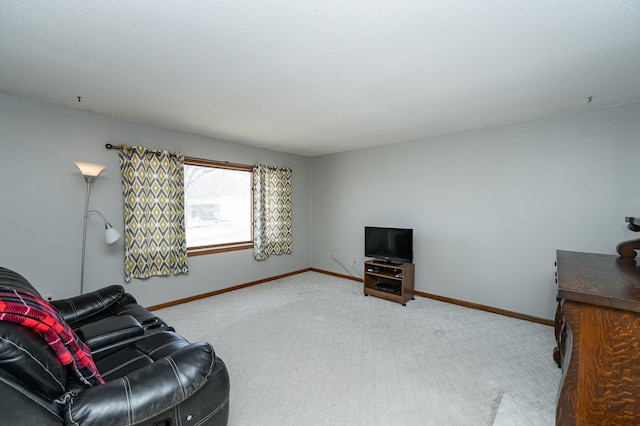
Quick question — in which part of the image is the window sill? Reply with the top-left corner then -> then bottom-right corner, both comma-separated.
187,242 -> 253,257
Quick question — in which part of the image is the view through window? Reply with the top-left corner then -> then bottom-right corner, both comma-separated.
184,158 -> 253,255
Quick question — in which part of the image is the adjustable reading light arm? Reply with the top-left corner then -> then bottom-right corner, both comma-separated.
87,210 -> 121,244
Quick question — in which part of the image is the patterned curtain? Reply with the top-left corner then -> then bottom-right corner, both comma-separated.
253,164 -> 292,261
118,145 -> 189,282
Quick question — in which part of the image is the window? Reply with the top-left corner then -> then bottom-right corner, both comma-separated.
184,158 -> 253,256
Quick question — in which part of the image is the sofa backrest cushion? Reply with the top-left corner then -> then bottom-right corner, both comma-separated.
0,267 -> 41,298
0,322 -> 67,400
50,285 -> 126,326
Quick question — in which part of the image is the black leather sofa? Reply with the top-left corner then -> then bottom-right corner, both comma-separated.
0,267 -> 230,425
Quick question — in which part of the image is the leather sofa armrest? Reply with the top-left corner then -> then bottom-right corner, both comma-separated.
65,342 -> 217,425
76,315 -> 144,350
50,285 -> 125,324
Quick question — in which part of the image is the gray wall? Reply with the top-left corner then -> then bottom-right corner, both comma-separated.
0,93 -> 312,306
2,92 -> 639,320
311,103 -> 640,320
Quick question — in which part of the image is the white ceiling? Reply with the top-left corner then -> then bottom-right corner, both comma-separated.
1,1 -> 639,157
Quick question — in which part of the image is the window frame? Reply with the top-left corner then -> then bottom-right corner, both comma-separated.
184,157 -> 254,257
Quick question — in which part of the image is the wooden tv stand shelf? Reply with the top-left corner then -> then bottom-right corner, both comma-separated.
363,260 -> 414,306
554,250 -> 640,425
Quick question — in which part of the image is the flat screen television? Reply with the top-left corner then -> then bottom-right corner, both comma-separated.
364,226 -> 413,264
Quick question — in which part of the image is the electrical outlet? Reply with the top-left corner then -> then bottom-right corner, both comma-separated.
45,294 -> 54,302
330,253 -> 335,259
353,257 -> 357,263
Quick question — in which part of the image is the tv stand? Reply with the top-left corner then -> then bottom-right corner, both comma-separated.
364,260 -> 414,306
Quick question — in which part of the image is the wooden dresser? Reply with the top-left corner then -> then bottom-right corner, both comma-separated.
555,250 -> 640,425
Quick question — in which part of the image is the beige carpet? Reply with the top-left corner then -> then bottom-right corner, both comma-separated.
156,271 -> 560,425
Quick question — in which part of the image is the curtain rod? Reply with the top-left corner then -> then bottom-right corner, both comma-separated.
105,143 -> 175,156
105,143 -> 252,168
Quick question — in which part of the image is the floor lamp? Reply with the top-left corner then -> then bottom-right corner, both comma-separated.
75,162 -> 121,294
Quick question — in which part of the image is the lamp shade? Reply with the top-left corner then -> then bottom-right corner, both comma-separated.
75,162 -> 106,178
104,223 -> 121,245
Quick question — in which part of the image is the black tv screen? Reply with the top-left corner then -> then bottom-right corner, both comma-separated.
364,226 -> 413,264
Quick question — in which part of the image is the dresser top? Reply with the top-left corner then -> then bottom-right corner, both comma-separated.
557,250 -> 640,312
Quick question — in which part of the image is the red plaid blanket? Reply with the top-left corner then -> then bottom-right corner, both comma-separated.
0,287 -> 104,387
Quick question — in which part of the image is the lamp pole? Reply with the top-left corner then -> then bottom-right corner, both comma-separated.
80,177 -> 94,294
75,162 -> 121,293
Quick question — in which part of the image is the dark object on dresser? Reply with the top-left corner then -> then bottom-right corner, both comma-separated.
616,216 -> 640,258
554,250 -> 640,425
0,267 -> 230,426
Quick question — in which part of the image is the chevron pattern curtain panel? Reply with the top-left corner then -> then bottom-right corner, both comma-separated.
118,145 -> 189,282
253,164 -> 292,261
